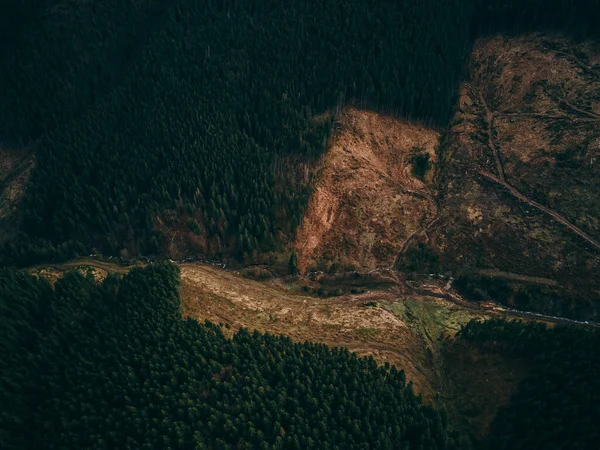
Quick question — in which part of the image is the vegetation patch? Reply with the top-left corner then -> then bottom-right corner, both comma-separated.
453,271 -> 598,320
456,319 -> 600,449
356,327 -> 381,337
439,340 -> 529,440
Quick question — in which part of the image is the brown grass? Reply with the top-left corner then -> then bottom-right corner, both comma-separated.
436,33 -> 600,283
294,108 -> 439,273
178,262 -> 455,400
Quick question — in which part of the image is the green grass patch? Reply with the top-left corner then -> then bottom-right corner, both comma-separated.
389,298 -> 478,344
356,327 -> 381,337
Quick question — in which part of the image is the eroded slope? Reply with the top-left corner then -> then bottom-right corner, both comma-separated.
295,108 -> 439,273
180,262 -> 446,399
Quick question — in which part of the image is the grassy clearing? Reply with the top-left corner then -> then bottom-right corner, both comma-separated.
356,327 -> 381,338
388,297 -> 479,344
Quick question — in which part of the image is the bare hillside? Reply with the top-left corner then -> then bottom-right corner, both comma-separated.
295,108 -> 439,273
425,34 -> 600,317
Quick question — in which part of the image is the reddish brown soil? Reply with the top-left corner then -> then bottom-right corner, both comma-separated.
294,108 -> 439,273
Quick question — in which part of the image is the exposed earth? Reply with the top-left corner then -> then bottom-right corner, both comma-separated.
292,34 -> 600,321
294,108 -> 439,273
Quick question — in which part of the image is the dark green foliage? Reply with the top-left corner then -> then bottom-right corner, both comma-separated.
475,0 -> 600,38
302,284 -> 346,298
399,242 -> 441,273
453,274 -> 513,303
288,251 -> 299,276
453,273 -> 597,320
554,145 -> 586,169
3,0 -> 598,265
1,265 -> 459,449
2,0 -> 477,263
0,268 -> 52,450
458,319 -> 600,450
0,233 -> 86,267
410,150 -> 431,180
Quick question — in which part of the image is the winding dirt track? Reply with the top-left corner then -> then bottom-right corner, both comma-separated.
472,84 -> 600,252
558,98 -> 600,120
478,91 -> 507,181
477,169 -> 600,251
412,284 -> 600,329
33,258 -> 135,274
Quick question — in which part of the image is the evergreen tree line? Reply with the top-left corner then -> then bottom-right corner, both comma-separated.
1,264 -> 462,449
457,319 -> 600,450
452,273 -> 598,321
1,0 -> 599,266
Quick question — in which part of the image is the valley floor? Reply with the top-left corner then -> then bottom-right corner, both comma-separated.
30,258 -> 597,398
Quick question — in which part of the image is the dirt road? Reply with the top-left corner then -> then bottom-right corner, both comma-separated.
469,80 -> 600,252
478,169 -> 600,251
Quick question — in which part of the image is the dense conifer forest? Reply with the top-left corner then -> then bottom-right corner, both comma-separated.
458,319 -> 600,450
2,2 -> 600,446
1,265 -> 460,449
452,273 -> 597,320
2,265 -> 598,448
1,0 -> 599,265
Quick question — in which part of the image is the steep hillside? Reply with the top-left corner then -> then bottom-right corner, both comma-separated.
424,34 -> 600,319
295,108 -> 439,273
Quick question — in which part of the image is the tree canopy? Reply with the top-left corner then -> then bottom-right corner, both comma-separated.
457,319 -> 600,450
1,265 -> 461,449
1,0 -> 599,266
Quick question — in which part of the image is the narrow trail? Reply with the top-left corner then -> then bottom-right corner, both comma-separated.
472,84 -> 600,252
478,91 -> 507,181
478,169 -> 600,251
498,112 -> 565,120
557,98 -> 600,120
34,258 -> 135,274
390,171 -> 440,269
392,215 -> 439,269
29,256 -> 600,330
412,284 -> 600,329
498,112 -> 599,123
